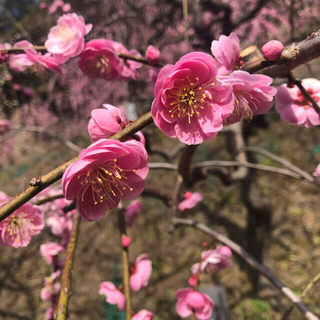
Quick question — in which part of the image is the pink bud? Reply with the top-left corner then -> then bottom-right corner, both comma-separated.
261,40 -> 284,61
202,242 -> 208,248
188,274 -> 197,287
145,45 -> 160,65
62,3 -> 71,12
39,2 -> 47,10
184,191 -> 192,199
122,236 -> 131,248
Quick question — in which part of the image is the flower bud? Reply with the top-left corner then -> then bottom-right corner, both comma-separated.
261,40 -> 284,61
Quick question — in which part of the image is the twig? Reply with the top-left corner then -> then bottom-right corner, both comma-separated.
0,111 -> 153,222
182,0 -> 189,53
34,194 -> 64,205
173,217 -> 320,320
117,205 -> 132,320
149,163 -> 178,170
11,125 -> 82,154
282,272 -> 320,319
288,73 -> 320,116
56,210 -> 81,320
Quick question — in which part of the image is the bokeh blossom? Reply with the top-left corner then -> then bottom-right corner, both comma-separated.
275,78 -> 320,127
99,281 -> 126,311
261,40 -> 284,61
313,164 -> 320,177
62,139 -> 149,221
0,203 -> 44,248
125,199 -> 142,227
40,242 -> 65,265
79,39 -> 124,81
130,253 -> 152,292
45,13 -> 92,63
191,245 -> 233,274
132,310 -> 155,320
145,45 -> 160,65
175,288 -> 214,319
178,191 -> 203,211
0,43 -> 11,64
151,52 -> 234,145
211,32 -> 242,75
40,270 -> 61,302
222,70 -> 277,125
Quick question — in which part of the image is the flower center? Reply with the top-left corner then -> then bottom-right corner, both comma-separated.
166,76 -> 215,124
296,89 -> 319,109
4,213 -> 35,243
91,55 -> 111,76
77,157 -> 134,209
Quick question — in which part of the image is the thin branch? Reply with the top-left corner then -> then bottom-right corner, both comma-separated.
34,194 -> 64,206
182,0 -> 190,52
0,112 -> 153,222
173,217 -> 320,320
149,163 -> 178,170
288,73 -> 320,116
11,125 -> 82,154
56,210 -> 81,320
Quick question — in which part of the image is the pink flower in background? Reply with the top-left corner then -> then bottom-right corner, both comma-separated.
62,3 -> 72,13
191,245 -> 233,274
313,164 -> 320,177
211,32 -> 242,75
178,192 -> 203,211
149,68 -> 159,83
22,87 -> 35,99
132,310 -> 155,320
45,13 -> 92,63
222,70 -> 277,125
122,236 -> 131,248
175,288 -> 214,319
39,2 -> 47,10
7,41 -> 34,72
0,203 -> 44,248
125,199 -> 142,227
79,39 -> 124,81
145,45 -> 160,65
130,253 -> 152,292
40,242 -> 65,265
48,0 -> 64,14
262,40 -> 284,60
151,52 -> 234,145
47,212 -> 72,244
99,281 -> 126,311
110,40 -> 143,81
275,78 -> 320,128
0,191 -> 10,205
41,270 -> 61,301
88,104 -> 126,141
45,307 -> 55,320
62,139 -> 149,221
0,43 -> 11,64
0,120 -> 11,136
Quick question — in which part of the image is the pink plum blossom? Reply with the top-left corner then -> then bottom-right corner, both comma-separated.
47,211 -> 72,244
62,139 -> 149,221
39,2 -> 47,10
45,307 -> 55,320
41,270 -> 61,301
222,70 -> 277,125
88,104 -> 126,141
125,199 -> 142,227
151,52 -> 234,145
62,3 -> 72,13
79,39 -> 124,81
313,164 -> 320,177
261,40 -> 284,61
211,32 -> 242,75
130,253 -> 152,292
0,203 -> 44,248
122,236 -> 131,248
149,68 -> 159,83
275,78 -> 320,128
40,242 -> 65,265
99,281 -> 126,311
145,45 -> 160,65
132,310 -> 155,320
110,40 -> 143,81
191,245 -> 233,274
175,288 -> 214,319
0,120 -> 11,136
45,13 -> 92,63
0,191 -> 10,205
178,192 -> 203,211
0,43 -> 11,64
7,41 -> 34,72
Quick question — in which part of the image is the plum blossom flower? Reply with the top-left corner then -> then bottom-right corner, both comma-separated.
0,203 -> 44,248
122,236 -> 131,248
45,13 -> 92,63
48,0 -> 64,13
41,270 -> 61,301
313,164 -> 320,177
0,43 -> 11,64
7,41 -> 34,72
62,3 -> 72,13
39,2 -> 47,10
132,310 -> 155,320
110,40 -> 143,81
40,242 -> 65,265
0,120 -> 11,136
125,199 -> 142,227
62,139 -> 149,221
46,211 -> 72,244
130,253 -> 152,292
175,288 -> 214,319
45,307 -> 55,320
211,32 -> 242,75
178,192 -> 203,211
79,39 -> 124,81
149,68 -> 159,83
88,104 -> 126,141
151,52 -> 234,145
222,70 -> 277,125
261,40 -> 284,61
275,78 -> 320,128
0,191 -> 10,205
191,245 -> 233,275
99,281 -> 126,311
145,45 -> 160,65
